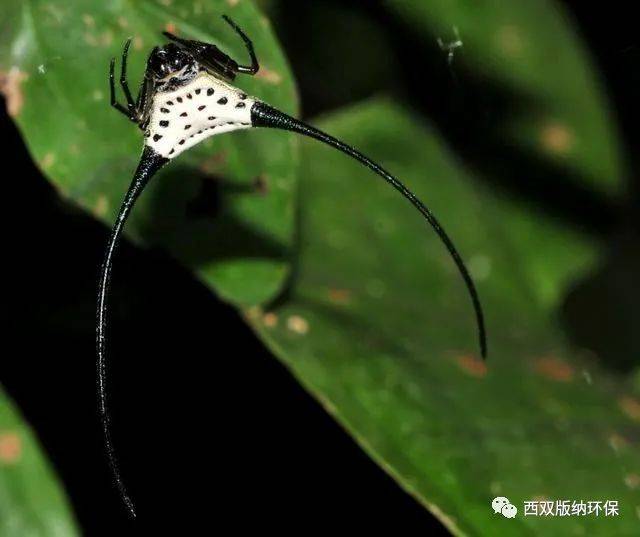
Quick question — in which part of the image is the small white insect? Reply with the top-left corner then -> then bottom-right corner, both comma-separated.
437,26 -> 463,66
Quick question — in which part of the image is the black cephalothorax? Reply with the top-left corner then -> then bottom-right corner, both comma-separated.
101,15 -> 488,519
109,15 -> 256,129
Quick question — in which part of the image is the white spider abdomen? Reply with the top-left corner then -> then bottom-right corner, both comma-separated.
145,72 -> 255,159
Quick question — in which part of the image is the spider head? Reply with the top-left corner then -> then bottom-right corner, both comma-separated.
148,44 -> 197,90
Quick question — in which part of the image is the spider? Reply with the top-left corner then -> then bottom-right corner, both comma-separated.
101,15 -> 487,519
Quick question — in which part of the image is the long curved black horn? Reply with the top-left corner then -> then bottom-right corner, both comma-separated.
96,146 -> 168,519
251,102 -> 487,359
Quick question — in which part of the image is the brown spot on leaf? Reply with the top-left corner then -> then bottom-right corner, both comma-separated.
287,315 -> 309,335
534,356 -> 574,382
118,17 -> 129,29
540,122 -> 574,155
199,151 -> 228,174
253,174 -> 269,195
256,67 -> 283,85
0,432 -> 22,464
619,396 -> 640,422
328,288 -> 352,305
455,354 -> 487,378
263,312 -> 278,328
329,289 -> 351,304
625,473 -> 640,490
0,67 -> 28,117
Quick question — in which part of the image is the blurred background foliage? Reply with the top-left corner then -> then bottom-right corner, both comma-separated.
1,0 -> 640,535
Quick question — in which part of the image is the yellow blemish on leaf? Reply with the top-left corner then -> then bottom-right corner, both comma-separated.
244,306 -> 262,320
287,315 -> 309,335
42,4 -> 65,25
0,432 -> 22,464
468,254 -> 492,281
84,32 -> 97,46
0,68 -> 28,117
496,25 -> 524,58
257,67 -> 283,85
619,396 -> 640,422
94,195 -> 109,217
118,17 -> 129,29
92,89 -> 104,101
534,356 -> 574,382
608,432 -> 628,454
41,152 -> 56,169
158,0 -> 172,6
133,36 -> 144,51
455,354 -> 487,378
82,14 -> 95,27
84,30 -> 113,47
104,31 -> 114,46
540,122 -> 574,155
227,0 -> 240,6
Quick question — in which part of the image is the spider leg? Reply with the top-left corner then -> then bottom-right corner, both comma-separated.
221,15 -> 259,75
135,75 -> 154,129
163,16 -> 259,77
109,57 -> 131,118
110,39 -> 148,126
161,31 -> 190,48
119,38 -> 137,112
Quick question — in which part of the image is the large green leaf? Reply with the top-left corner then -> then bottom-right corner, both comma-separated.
384,0 -> 626,196
1,0 -> 298,305
248,100 -> 640,535
0,386 -> 79,536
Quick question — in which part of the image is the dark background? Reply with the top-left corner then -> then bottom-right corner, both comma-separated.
1,1 -> 638,534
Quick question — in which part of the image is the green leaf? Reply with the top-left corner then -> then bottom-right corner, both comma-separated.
0,0 -> 298,305
384,0 -> 627,196
0,386 -> 79,536
248,100 -> 640,535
